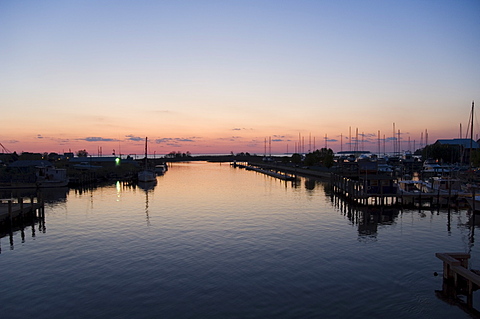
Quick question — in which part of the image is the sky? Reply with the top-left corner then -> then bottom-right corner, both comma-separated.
1,0 -> 480,156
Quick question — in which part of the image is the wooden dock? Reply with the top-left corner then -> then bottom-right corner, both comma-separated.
436,252 -> 480,315
232,162 -> 296,181
331,173 -> 466,208
0,197 -> 45,226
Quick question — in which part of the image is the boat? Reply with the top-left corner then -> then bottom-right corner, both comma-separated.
466,196 -> 480,212
0,160 -> 68,188
137,137 -> 156,182
397,180 -> 426,195
35,166 -> 69,187
422,160 -> 451,176
154,164 -> 167,175
423,177 -> 464,195
72,162 -> 103,170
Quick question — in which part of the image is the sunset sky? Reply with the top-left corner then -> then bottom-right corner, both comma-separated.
1,0 -> 479,156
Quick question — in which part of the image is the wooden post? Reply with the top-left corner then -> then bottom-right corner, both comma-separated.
418,190 -> 421,208
30,196 -> 35,216
467,280 -> 474,307
8,200 -> 12,224
448,184 -> 452,208
473,187 -> 476,212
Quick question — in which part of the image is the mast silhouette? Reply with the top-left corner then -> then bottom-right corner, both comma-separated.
470,101 -> 474,167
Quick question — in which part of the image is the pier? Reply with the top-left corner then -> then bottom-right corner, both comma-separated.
436,252 -> 480,315
232,162 -> 296,181
330,173 -> 467,208
0,197 -> 45,230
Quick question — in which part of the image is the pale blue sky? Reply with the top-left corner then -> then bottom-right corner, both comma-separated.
1,0 -> 479,154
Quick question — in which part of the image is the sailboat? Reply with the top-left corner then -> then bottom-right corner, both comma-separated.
464,101 -> 480,211
137,137 -> 157,182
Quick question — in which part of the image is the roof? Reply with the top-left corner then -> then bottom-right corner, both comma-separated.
336,151 -> 371,155
435,139 -> 479,149
9,160 -> 53,168
69,156 -> 137,163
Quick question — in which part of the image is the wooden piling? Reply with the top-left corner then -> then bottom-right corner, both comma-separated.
436,252 -> 480,309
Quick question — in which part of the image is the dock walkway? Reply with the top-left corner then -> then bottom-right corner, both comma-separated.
0,198 -> 45,225
250,163 -> 331,179
232,162 -> 297,181
331,173 -> 466,208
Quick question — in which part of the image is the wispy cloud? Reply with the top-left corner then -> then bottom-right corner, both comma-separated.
37,134 -> 43,139
81,137 -> 118,142
231,128 -> 253,131
155,137 -> 198,144
359,133 -> 377,138
125,135 -> 144,142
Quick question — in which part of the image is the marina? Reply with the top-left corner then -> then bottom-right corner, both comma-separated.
1,162 -> 480,318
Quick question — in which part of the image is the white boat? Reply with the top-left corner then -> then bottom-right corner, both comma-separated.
154,164 -> 167,175
35,166 -> 69,187
1,161 -> 69,188
423,177 -> 463,195
137,137 -> 156,182
397,180 -> 426,195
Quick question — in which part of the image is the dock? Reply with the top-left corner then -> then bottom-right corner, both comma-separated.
0,197 -> 45,228
232,162 -> 296,181
436,252 -> 480,315
331,173 -> 467,208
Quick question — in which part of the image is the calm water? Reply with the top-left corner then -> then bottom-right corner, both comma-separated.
1,161 -> 479,318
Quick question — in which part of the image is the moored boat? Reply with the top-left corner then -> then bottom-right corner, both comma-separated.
397,180 -> 426,195
154,164 -> 167,175
466,196 -> 480,212
137,137 -> 156,182
0,160 -> 68,188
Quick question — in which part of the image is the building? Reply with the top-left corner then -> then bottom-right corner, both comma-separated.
434,138 -> 479,164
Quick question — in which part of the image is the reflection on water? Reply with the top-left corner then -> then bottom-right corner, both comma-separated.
137,180 -> 157,226
0,187 -> 68,204
0,206 -> 46,252
0,186 -> 68,251
1,162 -> 480,318
331,194 -> 400,240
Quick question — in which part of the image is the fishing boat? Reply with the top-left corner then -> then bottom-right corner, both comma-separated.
0,160 -> 69,188
466,196 -> 480,212
137,137 -> 156,182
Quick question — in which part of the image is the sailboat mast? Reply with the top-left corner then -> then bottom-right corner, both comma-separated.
145,137 -> 148,167
470,101 -> 474,167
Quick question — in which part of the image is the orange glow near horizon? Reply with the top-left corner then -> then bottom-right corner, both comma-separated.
1,2 -> 479,156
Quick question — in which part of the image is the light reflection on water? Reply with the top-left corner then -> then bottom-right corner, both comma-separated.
0,161 -> 478,318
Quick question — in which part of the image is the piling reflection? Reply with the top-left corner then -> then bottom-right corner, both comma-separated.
435,252 -> 480,318
331,193 -> 400,240
432,209 -> 480,316
137,180 -> 157,226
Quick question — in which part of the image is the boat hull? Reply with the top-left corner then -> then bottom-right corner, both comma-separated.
138,170 -> 156,182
